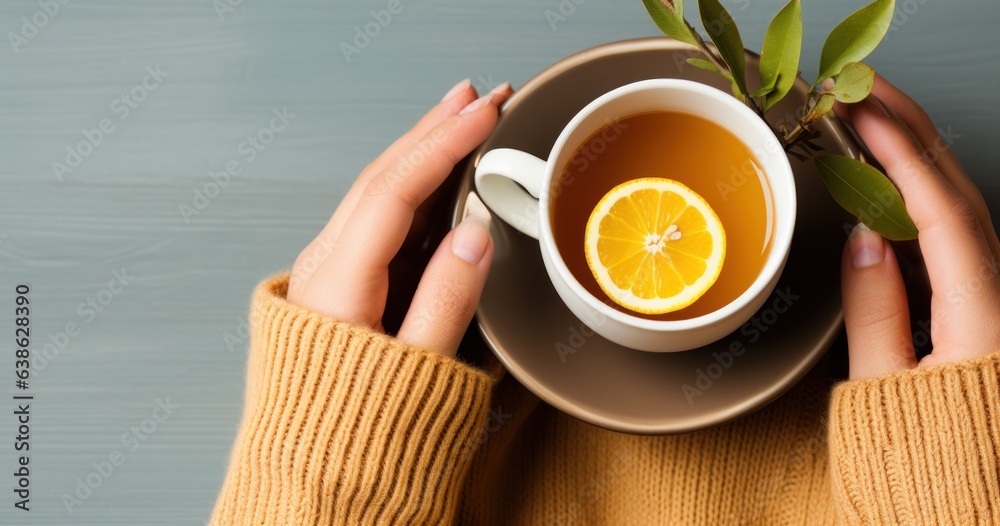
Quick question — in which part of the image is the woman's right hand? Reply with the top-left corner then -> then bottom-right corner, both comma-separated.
838,74 -> 1000,380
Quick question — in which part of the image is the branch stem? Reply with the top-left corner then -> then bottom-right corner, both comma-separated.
784,123 -> 806,146
657,0 -> 782,142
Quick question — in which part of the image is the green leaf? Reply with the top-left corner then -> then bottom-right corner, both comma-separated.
759,0 -> 802,112
814,154 -> 918,240
642,0 -> 697,46
699,0 -> 748,95
829,62 -> 874,103
806,92 -> 836,121
688,57 -> 722,74
816,0 -> 895,84
750,81 -> 775,99
686,58 -> 745,101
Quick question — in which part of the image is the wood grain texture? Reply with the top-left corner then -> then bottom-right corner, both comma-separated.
0,0 -> 996,523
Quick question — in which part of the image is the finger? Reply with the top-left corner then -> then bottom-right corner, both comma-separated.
338,92 -> 504,273
842,223 -> 917,380
328,83 -> 512,243
297,92 -> 506,325
293,82 -> 513,293
396,203 -> 493,357
290,81 -> 478,286
326,81 -> 478,232
367,79 -> 478,176
868,74 -> 1000,261
402,160 -> 465,251
842,97 -> 1000,358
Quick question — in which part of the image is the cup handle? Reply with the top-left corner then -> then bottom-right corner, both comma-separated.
474,148 -> 548,239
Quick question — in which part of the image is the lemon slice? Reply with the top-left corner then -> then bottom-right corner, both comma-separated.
585,177 -> 726,314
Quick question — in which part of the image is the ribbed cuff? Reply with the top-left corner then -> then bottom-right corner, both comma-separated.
211,275 -> 496,526
828,351 -> 1000,525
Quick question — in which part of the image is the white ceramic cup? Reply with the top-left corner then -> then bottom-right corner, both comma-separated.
474,79 -> 796,352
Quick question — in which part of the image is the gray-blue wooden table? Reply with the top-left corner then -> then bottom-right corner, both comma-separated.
1,0 -> 997,523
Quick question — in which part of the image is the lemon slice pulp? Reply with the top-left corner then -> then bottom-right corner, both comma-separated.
584,177 -> 726,314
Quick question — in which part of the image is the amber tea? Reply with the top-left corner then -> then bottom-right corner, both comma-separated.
551,111 -> 775,321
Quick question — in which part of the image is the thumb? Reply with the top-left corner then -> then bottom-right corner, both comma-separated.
395,196 -> 493,357
842,223 -> 917,380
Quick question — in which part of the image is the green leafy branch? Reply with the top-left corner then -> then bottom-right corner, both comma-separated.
643,0 -> 917,240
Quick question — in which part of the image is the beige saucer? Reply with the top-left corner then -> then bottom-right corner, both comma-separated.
451,38 -> 858,434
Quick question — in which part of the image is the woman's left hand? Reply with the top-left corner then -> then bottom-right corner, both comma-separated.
286,79 -> 513,358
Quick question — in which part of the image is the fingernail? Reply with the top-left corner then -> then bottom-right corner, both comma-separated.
452,207 -> 492,264
850,222 -> 885,268
488,81 -> 511,96
459,94 -> 492,115
441,78 -> 471,102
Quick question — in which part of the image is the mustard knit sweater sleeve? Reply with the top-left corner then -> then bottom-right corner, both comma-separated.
211,275 -> 1000,525
828,352 -> 1000,525
209,275 -> 495,525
